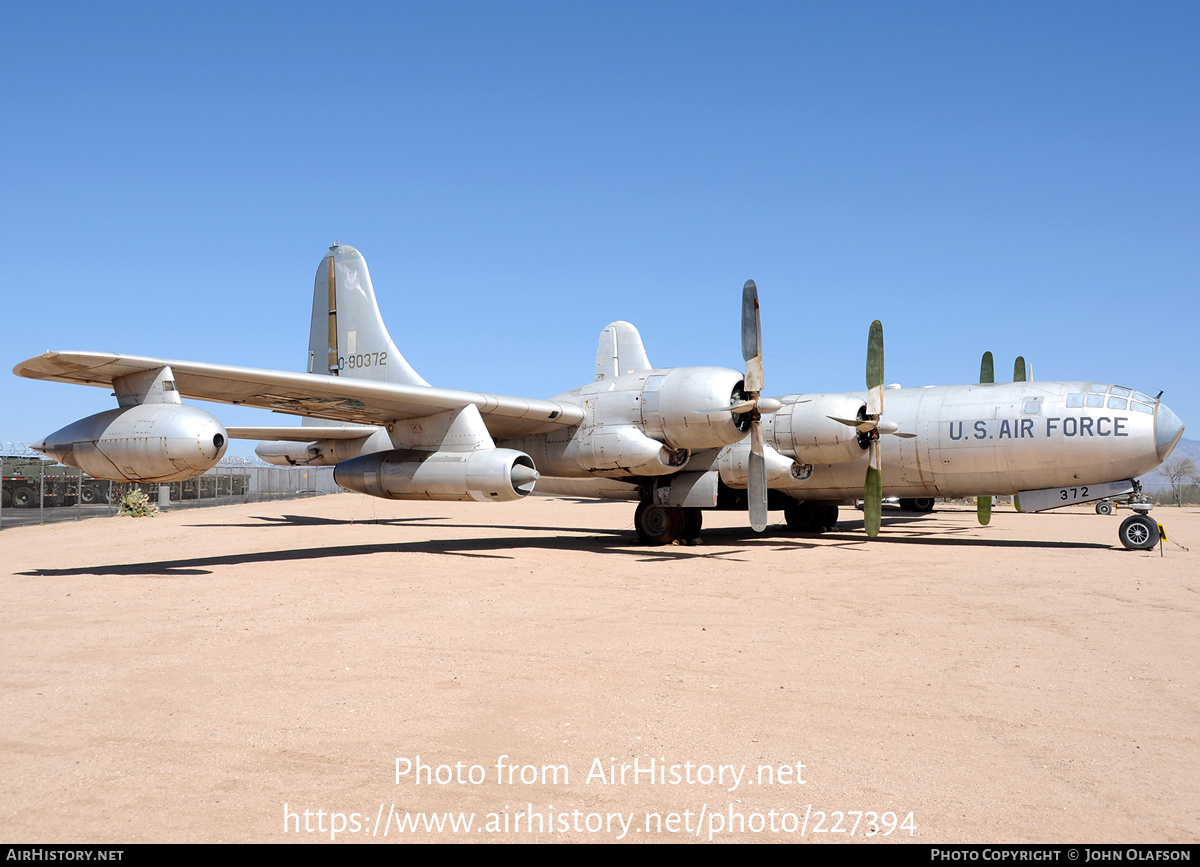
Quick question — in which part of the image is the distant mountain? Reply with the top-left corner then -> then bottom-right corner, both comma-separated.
1141,436 -> 1198,492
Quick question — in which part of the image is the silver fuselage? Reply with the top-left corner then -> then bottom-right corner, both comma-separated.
518,378 -> 1183,502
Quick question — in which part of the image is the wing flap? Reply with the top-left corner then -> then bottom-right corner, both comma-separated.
226,425 -> 382,442
15,351 -> 585,437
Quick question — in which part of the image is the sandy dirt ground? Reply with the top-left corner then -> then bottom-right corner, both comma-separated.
1,494 -> 1196,844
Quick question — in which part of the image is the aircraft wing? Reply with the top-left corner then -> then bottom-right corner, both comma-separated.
13,351 -> 585,439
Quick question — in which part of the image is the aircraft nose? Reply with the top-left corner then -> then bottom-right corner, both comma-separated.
1155,401 -> 1185,462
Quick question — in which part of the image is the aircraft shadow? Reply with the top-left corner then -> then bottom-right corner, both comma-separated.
16,515 -> 1110,577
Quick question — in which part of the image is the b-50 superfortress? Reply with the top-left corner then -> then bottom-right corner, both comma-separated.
15,243 -> 1185,550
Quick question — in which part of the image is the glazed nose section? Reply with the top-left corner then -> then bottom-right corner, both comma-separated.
1155,402 -> 1184,462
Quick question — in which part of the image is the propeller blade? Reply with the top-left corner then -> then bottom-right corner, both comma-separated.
866,320 -> 884,417
748,445 -> 768,532
695,399 -> 757,415
977,495 -> 992,526
828,415 -> 877,432
1013,356 -> 1027,383
980,351 -> 994,384
741,280 -> 764,393
864,460 -> 883,538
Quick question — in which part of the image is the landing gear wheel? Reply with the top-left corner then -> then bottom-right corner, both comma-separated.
912,497 -> 935,513
635,501 -> 683,545
1118,514 -> 1159,550
1095,501 -> 1113,516
681,508 -> 703,542
785,500 -> 836,533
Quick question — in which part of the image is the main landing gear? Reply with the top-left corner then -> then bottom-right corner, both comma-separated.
634,502 -> 703,545
783,500 -> 839,533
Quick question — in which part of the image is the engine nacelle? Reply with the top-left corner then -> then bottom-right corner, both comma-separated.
255,429 -> 392,467
334,448 -> 539,502
718,441 -> 811,488
637,367 -> 747,451
568,425 -> 689,477
34,404 -> 228,482
771,394 -> 869,465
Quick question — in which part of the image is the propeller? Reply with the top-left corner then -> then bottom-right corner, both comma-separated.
829,320 -> 915,537
976,352 -> 995,525
974,352 -> 1025,524
691,280 -> 781,532
741,280 -> 770,532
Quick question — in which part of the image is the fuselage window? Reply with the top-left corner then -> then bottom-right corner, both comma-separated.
1023,398 -> 1042,414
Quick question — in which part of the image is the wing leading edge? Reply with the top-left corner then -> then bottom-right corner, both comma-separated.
13,351 -> 585,439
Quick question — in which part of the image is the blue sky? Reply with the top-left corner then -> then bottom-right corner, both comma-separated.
3,2 -> 1196,457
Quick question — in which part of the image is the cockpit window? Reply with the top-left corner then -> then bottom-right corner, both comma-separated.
1110,386 -> 1131,398
1066,393 -> 1084,408
1088,384 -> 1107,393
1108,397 -> 1127,410
1131,402 -> 1154,414
1086,394 -> 1105,408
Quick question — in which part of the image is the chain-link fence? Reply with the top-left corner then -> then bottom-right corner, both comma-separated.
0,451 -> 342,530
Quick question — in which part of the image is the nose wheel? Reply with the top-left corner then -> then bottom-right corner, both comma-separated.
1118,514 -> 1160,550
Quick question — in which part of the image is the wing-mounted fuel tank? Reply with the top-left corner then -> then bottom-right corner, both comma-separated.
767,394 -> 870,465
35,404 -> 227,482
32,364 -> 228,482
334,448 -> 539,502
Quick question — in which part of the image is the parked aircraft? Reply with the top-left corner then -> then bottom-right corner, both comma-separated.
15,243 -> 1185,550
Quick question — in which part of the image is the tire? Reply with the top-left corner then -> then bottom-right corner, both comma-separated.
912,497 -> 935,513
681,508 -> 703,542
11,486 -> 36,508
1118,515 -> 1159,550
635,502 -> 682,545
784,500 -> 835,533
1095,501 -> 1113,516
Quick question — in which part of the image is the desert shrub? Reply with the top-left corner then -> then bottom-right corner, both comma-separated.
119,487 -> 158,518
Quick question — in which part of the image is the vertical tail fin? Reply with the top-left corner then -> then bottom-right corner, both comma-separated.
306,243 -> 429,387
594,321 -> 652,381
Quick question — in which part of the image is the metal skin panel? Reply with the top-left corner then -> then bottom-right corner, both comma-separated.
34,403 -> 227,483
